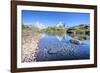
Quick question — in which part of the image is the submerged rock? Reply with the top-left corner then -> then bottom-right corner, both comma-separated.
70,39 -> 82,45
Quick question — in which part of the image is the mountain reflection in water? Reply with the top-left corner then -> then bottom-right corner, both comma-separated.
35,33 -> 90,62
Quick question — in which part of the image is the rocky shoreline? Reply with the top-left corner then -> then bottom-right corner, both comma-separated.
21,30 -> 41,62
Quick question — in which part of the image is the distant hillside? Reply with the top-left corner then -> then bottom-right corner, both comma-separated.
67,24 -> 90,35
22,24 -> 31,30
22,23 -> 90,37
69,24 -> 89,29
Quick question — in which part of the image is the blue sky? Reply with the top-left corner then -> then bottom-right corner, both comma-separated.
22,10 -> 90,27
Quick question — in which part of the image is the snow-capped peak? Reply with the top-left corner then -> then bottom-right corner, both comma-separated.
34,21 -> 46,29
56,21 -> 65,27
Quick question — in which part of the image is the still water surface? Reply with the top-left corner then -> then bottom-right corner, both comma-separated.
35,33 -> 90,61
